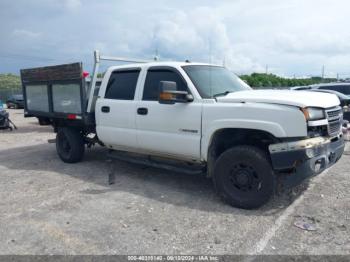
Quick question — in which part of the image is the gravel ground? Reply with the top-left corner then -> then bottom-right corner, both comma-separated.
0,109 -> 349,255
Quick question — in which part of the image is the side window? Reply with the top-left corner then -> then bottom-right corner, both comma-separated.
105,70 -> 140,100
143,69 -> 188,101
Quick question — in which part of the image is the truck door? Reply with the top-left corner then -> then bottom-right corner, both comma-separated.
95,69 -> 141,150
136,67 -> 202,161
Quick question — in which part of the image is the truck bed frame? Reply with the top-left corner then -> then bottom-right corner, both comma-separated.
20,50 -> 151,132
21,62 -> 95,130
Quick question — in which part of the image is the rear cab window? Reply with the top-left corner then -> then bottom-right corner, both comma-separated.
105,69 -> 141,100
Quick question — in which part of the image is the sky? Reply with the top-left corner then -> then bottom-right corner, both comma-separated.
1,0 -> 350,78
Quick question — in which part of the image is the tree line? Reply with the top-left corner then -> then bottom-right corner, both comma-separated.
240,73 -> 336,89
0,72 -> 339,94
0,73 -> 21,91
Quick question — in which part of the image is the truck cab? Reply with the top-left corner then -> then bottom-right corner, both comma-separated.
95,62 -> 206,161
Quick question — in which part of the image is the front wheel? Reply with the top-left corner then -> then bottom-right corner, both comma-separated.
56,128 -> 85,163
213,146 -> 275,209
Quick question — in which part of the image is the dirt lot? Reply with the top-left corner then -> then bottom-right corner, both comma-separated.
0,109 -> 349,255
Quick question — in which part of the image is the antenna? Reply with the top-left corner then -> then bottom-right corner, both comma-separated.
322,65 -> 325,79
154,48 -> 159,61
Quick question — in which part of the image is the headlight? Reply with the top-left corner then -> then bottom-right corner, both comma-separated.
301,107 -> 325,121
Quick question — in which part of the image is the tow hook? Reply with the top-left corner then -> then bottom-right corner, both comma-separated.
329,152 -> 336,163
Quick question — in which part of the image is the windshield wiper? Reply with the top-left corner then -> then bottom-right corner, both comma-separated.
213,91 -> 232,98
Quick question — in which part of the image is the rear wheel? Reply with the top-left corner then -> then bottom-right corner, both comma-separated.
56,128 -> 85,163
213,146 -> 275,209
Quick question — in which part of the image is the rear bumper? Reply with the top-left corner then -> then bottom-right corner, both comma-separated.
269,134 -> 345,188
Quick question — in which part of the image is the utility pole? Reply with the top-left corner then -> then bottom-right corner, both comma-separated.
265,64 -> 268,75
322,65 -> 325,79
154,47 -> 159,61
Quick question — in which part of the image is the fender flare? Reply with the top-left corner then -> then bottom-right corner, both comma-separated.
201,119 -> 286,161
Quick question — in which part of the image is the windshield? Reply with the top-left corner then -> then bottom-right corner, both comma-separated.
182,65 -> 251,98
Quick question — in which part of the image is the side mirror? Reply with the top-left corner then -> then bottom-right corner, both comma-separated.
158,81 -> 193,104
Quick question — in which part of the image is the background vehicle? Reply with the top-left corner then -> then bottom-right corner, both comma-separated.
292,83 -> 350,94
20,51 -> 345,209
311,83 -> 350,95
290,86 -> 311,91
307,89 -> 350,122
292,87 -> 350,122
0,108 -> 17,131
6,94 -> 24,109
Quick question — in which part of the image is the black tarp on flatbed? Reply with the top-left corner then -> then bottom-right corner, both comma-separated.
21,63 -> 83,83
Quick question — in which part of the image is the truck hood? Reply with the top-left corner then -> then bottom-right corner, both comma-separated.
216,90 -> 340,108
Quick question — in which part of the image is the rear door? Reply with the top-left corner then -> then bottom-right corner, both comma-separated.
96,68 -> 141,150
135,67 -> 202,160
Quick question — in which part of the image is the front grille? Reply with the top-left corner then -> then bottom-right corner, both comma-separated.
327,109 -> 342,119
326,107 -> 343,136
328,120 -> 341,135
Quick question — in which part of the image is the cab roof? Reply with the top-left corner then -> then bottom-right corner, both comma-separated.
106,61 -> 222,71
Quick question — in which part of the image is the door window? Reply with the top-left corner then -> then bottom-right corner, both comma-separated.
143,69 -> 187,101
105,70 -> 140,100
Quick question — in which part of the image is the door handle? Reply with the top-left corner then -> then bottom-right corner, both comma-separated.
137,107 -> 148,115
101,106 -> 110,113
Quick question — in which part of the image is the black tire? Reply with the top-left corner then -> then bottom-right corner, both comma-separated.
6,103 -> 12,109
56,128 -> 85,163
213,146 -> 275,209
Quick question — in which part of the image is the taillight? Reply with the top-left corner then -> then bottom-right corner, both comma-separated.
67,114 -> 77,120
82,71 -> 89,78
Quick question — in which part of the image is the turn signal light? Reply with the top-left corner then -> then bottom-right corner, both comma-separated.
159,92 -> 174,100
301,108 -> 310,120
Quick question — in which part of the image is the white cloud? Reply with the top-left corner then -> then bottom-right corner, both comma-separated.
12,29 -> 42,39
273,33 -> 350,56
152,7 -> 264,73
2,0 -> 350,76
63,0 -> 81,11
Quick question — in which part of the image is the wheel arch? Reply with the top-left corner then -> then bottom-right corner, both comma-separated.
205,128 -> 280,177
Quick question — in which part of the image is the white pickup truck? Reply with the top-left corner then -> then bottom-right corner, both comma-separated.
20,51 -> 345,209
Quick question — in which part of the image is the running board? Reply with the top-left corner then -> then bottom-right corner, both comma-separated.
107,150 -> 206,175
